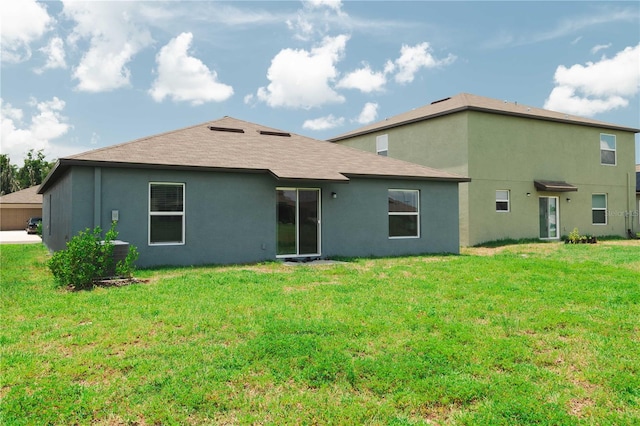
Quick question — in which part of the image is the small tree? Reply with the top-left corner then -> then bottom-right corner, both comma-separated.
17,149 -> 54,189
48,221 -> 138,290
0,154 -> 20,195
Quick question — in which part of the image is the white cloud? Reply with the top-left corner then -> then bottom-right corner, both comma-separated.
0,97 -> 72,161
256,35 -> 348,109
392,42 -> 456,84
484,7 -> 639,49
149,32 -> 234,105
35,37 -> 67,74
355,102 -> 379,124
570,36 -> 583,45
286,0 -> 346,41
302,114 -> 345,130
90,132 -> 100,145
307,0 -> 343,11
337,64 -> 386,93
591,43 -> 611,54
62,1 -> 153,92
544,44 -> 640,116
0,0 -> 52,63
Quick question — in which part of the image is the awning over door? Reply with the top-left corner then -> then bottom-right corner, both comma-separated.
534,180 -> 578,192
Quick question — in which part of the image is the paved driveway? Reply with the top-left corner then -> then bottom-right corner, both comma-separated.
0,230 -> 43,244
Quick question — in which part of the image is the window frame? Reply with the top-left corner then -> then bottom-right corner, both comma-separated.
600,133 -> 616,166
591,193 -> 607,225
496,190 -> 510,212
148,182 -> 186,246
388,189 -> 420,239
376,134 -> 388,157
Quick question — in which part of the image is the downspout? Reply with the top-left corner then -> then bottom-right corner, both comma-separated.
94,167 -> 101,229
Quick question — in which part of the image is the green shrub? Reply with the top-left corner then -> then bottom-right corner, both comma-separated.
567,227 -> 581,243
48,222 -> 138,290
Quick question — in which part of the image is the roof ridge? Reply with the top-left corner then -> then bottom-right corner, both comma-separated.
329,92 -> 639,141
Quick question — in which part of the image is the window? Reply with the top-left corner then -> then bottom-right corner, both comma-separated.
496,190 -> 510,212
149,183 -> 185,245
592,194 -> 607,225
600,134 -> 616,165
388,189 -> 419,238
376,134 -> 388,156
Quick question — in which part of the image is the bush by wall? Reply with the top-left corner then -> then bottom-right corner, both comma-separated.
48,221 -> 138,290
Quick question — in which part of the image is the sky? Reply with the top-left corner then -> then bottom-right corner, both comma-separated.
1,0 -> 639,165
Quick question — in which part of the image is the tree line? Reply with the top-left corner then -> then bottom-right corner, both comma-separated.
0,150 -> 55,196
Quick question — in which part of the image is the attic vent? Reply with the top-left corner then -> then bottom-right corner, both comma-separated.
259,130 -> 291,137
430,97 -> 451,105
209,126 -> 245,133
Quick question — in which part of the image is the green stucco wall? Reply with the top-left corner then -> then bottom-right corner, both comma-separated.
335,110 -> 637,246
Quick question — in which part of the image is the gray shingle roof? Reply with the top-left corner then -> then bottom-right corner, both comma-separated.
0,185 -> 42,204
329,93 -> 640,141
39,117 -> 469,193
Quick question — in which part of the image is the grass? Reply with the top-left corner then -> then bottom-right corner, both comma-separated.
1,242 -> 639,425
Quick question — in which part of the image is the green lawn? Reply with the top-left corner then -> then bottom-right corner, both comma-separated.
1,242 -> 639,425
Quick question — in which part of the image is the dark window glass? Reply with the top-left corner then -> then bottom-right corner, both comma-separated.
389,215 -> 418,237
592,210 -> 606,224
151,184 -> 183,212
496,201 -> 509,211
277,189 -> 297,255
600,150 -> 615,165
150,216 -> 183,244
389,190 -> 418,213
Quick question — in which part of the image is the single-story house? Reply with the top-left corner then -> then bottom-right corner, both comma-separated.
0,186 -> 43,231
330,93 -> 639,245
38,117 -> 470,267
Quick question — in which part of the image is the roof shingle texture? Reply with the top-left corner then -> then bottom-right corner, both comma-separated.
65,117 -> 468,182
330,93 -> 640,140
0,186 -> 42,204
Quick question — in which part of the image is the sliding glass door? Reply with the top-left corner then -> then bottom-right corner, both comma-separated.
276,188 -> 320,257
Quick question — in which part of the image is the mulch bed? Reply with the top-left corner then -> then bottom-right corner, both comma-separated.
66,277 -> 150,291
92,277 -> 150,288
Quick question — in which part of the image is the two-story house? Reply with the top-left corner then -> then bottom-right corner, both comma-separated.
330,93 -> 639,246
636,164 -> 640,229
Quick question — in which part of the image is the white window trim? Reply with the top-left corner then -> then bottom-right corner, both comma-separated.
376,134 -> 388,156
148,182 -> 185,246
600,133 -> 616,166
592,193 -> 607,226
388,189 -> 420,239
496,190 -> 510,212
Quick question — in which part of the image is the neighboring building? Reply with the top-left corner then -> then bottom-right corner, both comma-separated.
0,186 -> 43,231
330,93 -> 639,246
38,117 -> 469,267
636,164 -> 640,228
